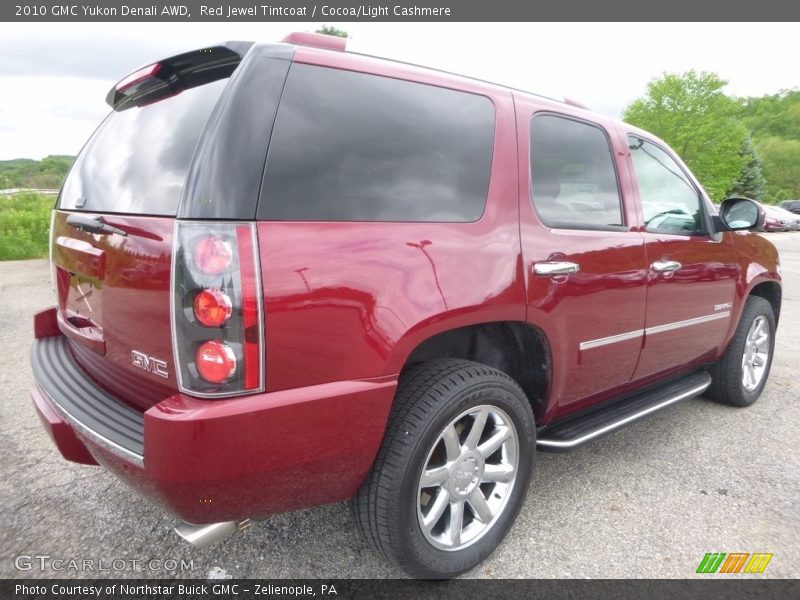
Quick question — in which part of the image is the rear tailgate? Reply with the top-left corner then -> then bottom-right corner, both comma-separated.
51,45 -> 246,411
51,212 -> 176,410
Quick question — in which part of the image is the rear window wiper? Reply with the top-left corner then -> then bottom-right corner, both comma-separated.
66,214 -> 128,237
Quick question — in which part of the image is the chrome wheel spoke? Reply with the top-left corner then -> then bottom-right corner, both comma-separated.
477,427 -> 511,459
442,425 -> 461,462
422,489 -> 449,532
468,489 -> 493,523
464,409 -> 489,451
448,500 -> 464,546
420,465 -> 449,488
483,463 -> 515,483
741,316 -> 770,392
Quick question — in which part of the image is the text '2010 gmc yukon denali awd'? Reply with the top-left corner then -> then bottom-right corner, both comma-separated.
30,32 -> 781,578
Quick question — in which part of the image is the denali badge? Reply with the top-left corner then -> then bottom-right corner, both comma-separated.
131,350 -> 168,378
714,302 -> 733,311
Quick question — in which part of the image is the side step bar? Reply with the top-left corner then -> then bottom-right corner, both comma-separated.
537,371 -> 712,452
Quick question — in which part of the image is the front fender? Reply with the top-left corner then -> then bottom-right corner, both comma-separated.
720,231 -> 781,353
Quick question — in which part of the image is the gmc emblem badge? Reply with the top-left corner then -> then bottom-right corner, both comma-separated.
131,350 -> 169,378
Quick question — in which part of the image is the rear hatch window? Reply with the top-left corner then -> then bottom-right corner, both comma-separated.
59,78 -> 227,216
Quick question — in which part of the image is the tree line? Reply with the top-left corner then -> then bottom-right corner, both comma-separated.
624,71 -> 799,203
0,155 -> 74,190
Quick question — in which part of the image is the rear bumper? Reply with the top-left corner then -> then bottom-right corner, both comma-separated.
31,335 -> 396,524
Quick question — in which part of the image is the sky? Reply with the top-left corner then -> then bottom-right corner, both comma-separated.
0,22 -> 798,160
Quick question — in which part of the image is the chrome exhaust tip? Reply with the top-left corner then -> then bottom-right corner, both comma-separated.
174,519 -> 250,549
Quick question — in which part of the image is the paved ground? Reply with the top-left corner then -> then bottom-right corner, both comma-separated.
1,233 -> 798,579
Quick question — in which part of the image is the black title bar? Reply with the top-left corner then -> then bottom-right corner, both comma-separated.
2,0 -> 800,21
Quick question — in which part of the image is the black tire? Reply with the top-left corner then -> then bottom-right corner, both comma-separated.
708,296 -> 776,407
351,359 -> 536,579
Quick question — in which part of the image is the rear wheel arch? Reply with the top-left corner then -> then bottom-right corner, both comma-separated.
397,321 -> 552,422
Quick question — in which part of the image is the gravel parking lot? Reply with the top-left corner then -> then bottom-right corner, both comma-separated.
2,233 -> 798,580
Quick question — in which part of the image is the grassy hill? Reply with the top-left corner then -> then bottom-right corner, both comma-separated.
0,155 -> 74,190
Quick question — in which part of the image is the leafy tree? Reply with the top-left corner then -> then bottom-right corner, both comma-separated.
624,71 -> 747,201
754,136 -> 800,201
728,134 -> 766,200
739,89 -> 800,140
315,25 -> 348,38
737,89 -> 800,202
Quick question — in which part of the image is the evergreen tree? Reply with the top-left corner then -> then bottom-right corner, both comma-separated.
728,135 -> 767,201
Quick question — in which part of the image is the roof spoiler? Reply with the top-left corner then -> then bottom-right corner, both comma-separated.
105,41 -> 254,111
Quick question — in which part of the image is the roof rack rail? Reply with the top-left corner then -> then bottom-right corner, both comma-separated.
564,97 -> 591,110
347,51 -> 569,109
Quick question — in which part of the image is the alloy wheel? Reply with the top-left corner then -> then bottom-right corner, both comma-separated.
741,315 -> 770,392
417,404 -> 519,551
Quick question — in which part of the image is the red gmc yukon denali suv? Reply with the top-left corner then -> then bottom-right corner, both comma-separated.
30,33 -> 781,578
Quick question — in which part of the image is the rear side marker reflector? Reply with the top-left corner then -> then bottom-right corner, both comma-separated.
236,226 -> 261,391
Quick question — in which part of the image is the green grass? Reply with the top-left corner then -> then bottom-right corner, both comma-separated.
0,192 -> 53,260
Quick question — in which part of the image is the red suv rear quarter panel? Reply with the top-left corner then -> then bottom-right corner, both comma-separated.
260,50 -> 526,392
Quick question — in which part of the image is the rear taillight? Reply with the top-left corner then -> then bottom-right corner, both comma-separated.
193,288 -> 233,327
172,222 -> 264,397
196,340 -> 237,383
193,234 -> 233,275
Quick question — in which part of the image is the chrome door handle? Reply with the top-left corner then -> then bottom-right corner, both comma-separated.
533,261 -> 580,276
651,260 -> 682,272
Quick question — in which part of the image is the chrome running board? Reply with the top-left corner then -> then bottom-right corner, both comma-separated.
537,371 -> 712,452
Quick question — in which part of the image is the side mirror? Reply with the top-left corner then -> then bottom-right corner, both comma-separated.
715,197 -> 765,232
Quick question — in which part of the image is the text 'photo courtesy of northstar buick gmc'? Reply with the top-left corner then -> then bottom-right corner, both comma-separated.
29,32 -> 781,578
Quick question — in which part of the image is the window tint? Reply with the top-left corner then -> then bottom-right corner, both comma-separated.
629,135 -> 704,234
60,79 -> 227,216
259,64 -> 495,222
529,115 -> 623,229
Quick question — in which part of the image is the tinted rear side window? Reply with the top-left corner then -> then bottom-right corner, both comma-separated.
59,79 -> 227,216
259,64 -> 495,222
529,114 -> 623,229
